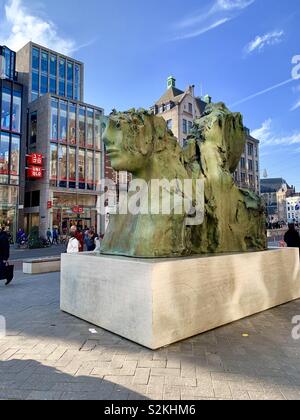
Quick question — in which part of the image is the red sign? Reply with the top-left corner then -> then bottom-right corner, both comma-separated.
47,201 -> 53,209
72,206 -> 84,214
27,166 -> 43,179
27,153 -> 43,166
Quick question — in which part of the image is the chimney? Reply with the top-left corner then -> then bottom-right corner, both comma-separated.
167,76 -> 176,90
188,85 -> 195,97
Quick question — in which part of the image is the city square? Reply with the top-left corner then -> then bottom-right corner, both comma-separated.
1,0 -> 300,405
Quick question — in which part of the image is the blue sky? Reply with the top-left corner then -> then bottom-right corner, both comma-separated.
0,0 -> 300,189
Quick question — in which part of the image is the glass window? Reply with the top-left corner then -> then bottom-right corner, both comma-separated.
50,99 -> 58,141
0,132 -> 9,183
67,83 -> 73,99
59,145 -> 67,187
79,107 -> 86,147
1,86 -> 11,130
87,150 -> 94,190
241,157 -> 245,169
95,151 -> 101,192
188,103 -> 193,113
95,112 -> 102,150
248,159 -> 253,172
188,121 -> 193,133
50,77 -> 56,94
30,112 -> 37,145
68,104 -> 76,145
12,90 -> 21,133
167,119 -> 172,130
248,143 -> 253,156
59,58 -> 66,80
69,147 -> 76,188
78,149 -> 85,189
87,108 -> 94,148
59,80 -> 65,97
59,101 -> 67,142
10,135 -> 20,185
32,71 -> 39,94
50,55 -> 57,77
32,48 -> 40,71
41,74 -> 48,95
50,143 -> 58,186
67,62 -> 73,82
74,64 -> 80,100
31,91 -> 38,102
183,119 -> 187,134
41,51 -> 48,74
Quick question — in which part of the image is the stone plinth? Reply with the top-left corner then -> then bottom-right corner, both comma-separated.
60,249 -> 300,350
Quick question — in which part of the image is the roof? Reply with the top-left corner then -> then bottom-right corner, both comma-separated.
155,87 -> 185,106
260,178 -> 290,193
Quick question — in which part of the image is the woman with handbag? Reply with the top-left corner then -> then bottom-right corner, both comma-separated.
0,226 -> 14,286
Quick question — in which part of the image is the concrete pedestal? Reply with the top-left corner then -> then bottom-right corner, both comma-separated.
60,249 -> 300,350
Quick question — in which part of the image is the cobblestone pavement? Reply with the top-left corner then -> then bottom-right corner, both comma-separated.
0,271 -> 300,400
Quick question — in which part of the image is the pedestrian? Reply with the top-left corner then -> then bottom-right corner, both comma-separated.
66,228 -> 80,254
0,226 -> 13,285
284,223 -> 300,254
86,230 -> 96,252
70,226 -> 84,252
52,227 -> 59,245
94,233 -> 104,252
46,228 -> 52,245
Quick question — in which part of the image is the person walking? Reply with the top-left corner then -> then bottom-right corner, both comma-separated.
52,227 -> 59,245
70,226 -> 84,252
66,229 -> 80,254
86,230 -> 96,252
284,223 -> 300,254
0,226 -> 13,285
46,228 -> 52,245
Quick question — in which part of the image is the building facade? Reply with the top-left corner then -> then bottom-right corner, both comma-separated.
261,178 -> 296,225
0,45 -> 23,239
286,195 -> 300,225
15,43 -> 106,237
151,77 -> 261,194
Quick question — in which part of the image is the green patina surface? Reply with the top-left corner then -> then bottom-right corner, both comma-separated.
101,103 -> 267,258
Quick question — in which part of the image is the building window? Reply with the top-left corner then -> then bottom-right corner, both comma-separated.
74,64 -> 80,101
183,119 -> 187,134
32,71 -> 39,97
50,55 -> 57,77
167,119 -> 172,130
59,100 -> 67,142
50,99 -> 58,141
50,144 -> 58,185
41,51 -> 48,74
31,191 -> 40,207
249,174 -> 254,185
69,147 -> 76,189
68,104 -> 76,145
248,143 -> 253,156
188,121 -> 193,134
78,149 -> 85,189
58,145 -> 67,187
59,58 -> 66,80
59,80 -> 65,97
50,77 -> 56,94
67,62 -> 73,99
188,103 -> 193,114
1,86 -> 11,130
79,106 -> 86,147
32,48 -> 40,71
87,108 -> 94,148
41,74 -> 48,95
87,150 -> 94,190
241,172 -> 246,183
95,151 -> 101,192
30,112 -> 37,145
95,111 -> 102,150
248,159 -> 253,172
256,161 -> 259,172
0,132 -> 9,183
240,157 -> 245,169
12,89 -> 21,133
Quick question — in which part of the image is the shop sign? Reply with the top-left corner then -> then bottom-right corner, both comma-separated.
27,166 -> 43,179
27,153 -> 43,166
72,206 -> 84,214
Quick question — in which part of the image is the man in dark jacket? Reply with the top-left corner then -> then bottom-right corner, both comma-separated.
284,224 -> 300,253
0,227 -> 12,285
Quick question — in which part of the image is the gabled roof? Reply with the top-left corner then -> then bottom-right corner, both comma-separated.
260,178 -> 290,193
155,87 -> 185,106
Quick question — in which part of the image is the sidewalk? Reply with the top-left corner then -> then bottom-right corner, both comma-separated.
0,270 -> 300,400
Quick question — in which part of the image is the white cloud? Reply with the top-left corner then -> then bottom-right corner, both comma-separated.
291,100 -> 300,111
252,119 -> 300,148
0,0 -> 75,55
244,30 -> 284,55
173,0 -> 254,41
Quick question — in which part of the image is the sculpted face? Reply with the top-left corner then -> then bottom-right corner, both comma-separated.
103,114 -> 151,173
